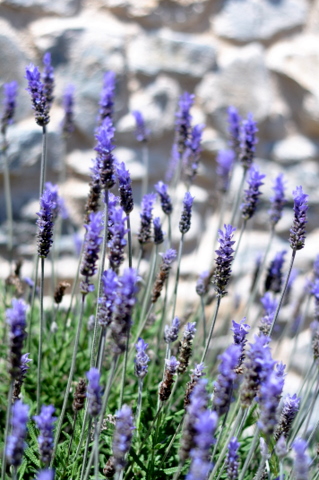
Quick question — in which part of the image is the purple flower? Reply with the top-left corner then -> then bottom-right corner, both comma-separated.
227,437 -> 240,480
153,217 -> 164,245
98,270 -> 118,327
132,110 -> 149,142
196,271 -> 210,297
35,470 -> 55,480
265,250 -> 286,294
178,322 -> 197,374
269,174 -> 286,228
137,193 -> 156,244
184,363 -> 206,407
239,113 -> 258,169
261,292 -> 278,316
213,224 -> 236,297
98,71 -> 116,122
179,191 -> 194,234
241,166 -> 265,220
117,161 -> 134,214
61,84 -> 75,136
151,248 -> 177,303
275,393 -> 300,440
111,268 -> 139,355
164,317 -> 180,344
84,157 -> 102,221
36,183 -> 58,258
227,106 -> 241,154
154,181 -> 173,216
134,338 -> 150,379
159,356 -> 180,402
42,52 -> 54,109
6,299 -> 28,379
257,364 -> 285,436
289,186 -> 309,251
6,400 -> 29,467
112,405 -> 134,471
184,124 -> 205,184
80,211 -> 104,294
216,149 -> 235,193
13,353 -> 32,400
33,405 -> 56,465
25,64 -> 49,127
95,118 -> 116,190
213,344 -> 241,416
1,80 -> 18,135
231,318 -> 250,369
293,438 -> 310,480
175,92 -> 194,155
108,205 -> 127,273
86,368 -> 102,417
275,435 -> 288,460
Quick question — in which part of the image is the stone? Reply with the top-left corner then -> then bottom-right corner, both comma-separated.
127,29 -> 216,77
213,0 -> 308,42
196,43 -> 272,130
2,0 -> 81,16
272,135 -> 319,165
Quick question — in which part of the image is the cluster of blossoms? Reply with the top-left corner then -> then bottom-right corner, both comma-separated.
36,183 -> 59,258
213,344 -> 241,416
6,400 -> 29,467
154,181 -> 173,216
179,191 -> 195,234
98,71 -> 116,123
177,322 -> 197,374
239,113 -> 258,169
269,173 -> 286,228
137,193 -> 156,244
213,224 -> 236,297
117,161 -> 134,215
164,317 -> 180,344
25,61 -> 50,127
6,299 -> 28,379
265,250 -> 286,294
175,92 -> 194,155
108,205 -> 127,273
1,81 -> 18,135
227,106 -> 241,154
241,166 -> 265,221
134,338 -> 150,380
33,405 -> 57,465
132,110 -> 149,142
98,269 -> 119,327
80,211 -> 104,294
151,248 -> 177,303
289,186 -> 309,251
183,123 -> 205,185
86,368 -> 102,417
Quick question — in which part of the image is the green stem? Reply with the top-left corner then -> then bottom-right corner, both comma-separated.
94,420 -> 99,480
119,328 -> 131,408
238,426 -> 259,480
27,256 -> 39,353
201,296 -> 221,364
2,134 -> 13,266
232,220 -> 246,264
37,257 -> 45,413
200,296 -> 207,348
230,168 -> 247,227
135,378 -> 143,437
66,411 -> 78,460
39,125 -> 47,195
127,215 -> 132,268
139,245 -> 157,328
171,234 -> 184,320
80,417 -> 93,480
141,144 -> 149,200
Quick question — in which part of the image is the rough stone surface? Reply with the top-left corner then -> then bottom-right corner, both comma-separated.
213,0 -> 308,42
272,135 -> 319,165
2,0 -> 81,16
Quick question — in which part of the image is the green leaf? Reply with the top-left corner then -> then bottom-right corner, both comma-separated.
24,447 -> 41,468
129,447 -> 148,472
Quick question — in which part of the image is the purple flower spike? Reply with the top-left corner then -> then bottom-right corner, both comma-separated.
265,250 -> 287,294
216,149 -> 235,193
227,106 -> 241,154
184,123 -> 205,184
151,248 -> 177,303
258,365 -> 285,436
240,113 -> 258,169
159,356 -> 180,402
213,344 -> 241,416
6,299 -> 28,379
98,269 -> 118,327
134,338 -> 150,379
175,92 -> 194,155
164,317 -> 180,344
99,71 -> 116,123
227,437 -> 240,480
86,368 -> 102,417
293,438 -> 310,480
80,211 -> 104,294
154,181 -> 173,215
184,363 -> 206,407
241,166 -> 265,221
33,405 -> 57,465
275,393 -> 300,441
138,193 -> 157,244
153,217 -> 164,245
112,405 -> 134,471
108,205 -> 127,273
111,268 -> 139,355
95,119 -> 116,190
61,84 -> 75,136
117,161 -> 134,214
36,182 -> 59,258
1,80 -> 18,135
13,353 -> 32,400
35,470 -> 55,480
289,186 -> 309,251
6,400 -> 29,467
179,191 -> 194,234
213,224 -> 236,297
269,174 -> 286,228
25,64 -> 49,127
42,52 -> 54,109
132,110 -> 149,142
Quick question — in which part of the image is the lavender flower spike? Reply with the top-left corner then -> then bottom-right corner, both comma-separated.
213,344 -> 241,416
153,217 -> 164,245
137,193 -> 156,244
42,52 -> 54,109
257,366 -> 285,436
117,161 -> 134,214
154,181 -> 173,215
175,92 -> 194,154
33,405 -> 57,465
98,269 -> 118,327
134,338 -> 150,379
227,106 -> 241,154
179,191 -> 194,234
1,81 -> 18,135
6,400 -> 29,467
95,119 -> 116,190
61,84 -> 75,136
108,205 -> 127,273
231,318 -> 250,369
86,368 -> 102,417
241,166 -> 265,221
184,123 -> 205,184
184,362 -> 206,407
35,470 -> 55,480
159,356 -> 180,402
213,224 -> 236,297
36,183 -> 58,258
196,271 -> 210,297
265,250 -> 287,294
216,149 -> 235,193
227,437 -> 240,480
99,71 -> 116,123
269,173 -> 286,228
289,186 -> 309,251
240,112 -> 258,170
132,110 -> 149,142
13,353 -> 32,400
151,248 -> 177,303
274,393 -> 300,441
178,322 -> 197,374
164,317 -> 180,344
80,211 -> 104,294
112,405 -> 135,472
25,64 -> 49,127
293,438 -> 310,480
6,298 -> 28,379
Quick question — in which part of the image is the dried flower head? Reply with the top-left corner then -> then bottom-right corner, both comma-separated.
151,249 -> 177,304
134,338 -> 150,380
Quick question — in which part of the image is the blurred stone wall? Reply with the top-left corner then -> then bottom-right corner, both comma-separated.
1,0 -> 319,266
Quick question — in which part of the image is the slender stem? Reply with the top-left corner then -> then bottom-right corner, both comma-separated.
141,144 -> 149,200
269,249 -> 296,336
39,126 -> 47,195
232,220 -> 246,264
127,215 -> 132,268
51,294 -> 86,467
230,168 -> 247,227
130,304 -> 154,355
74,406 -> 89,462
212,191 -> 228,256
279,461 -> 284,480
136,247 -> 143,273
302,375 -> 319,439
2,134 -> 13,266
168,215 -> 172,247
119,329 -> 131,408
96,327 -> 108,371
63,248 -> 83,333
139,245 -> 157,327
67,412 -> 78,460
94,420 -> 99,480
37,257 -> 45,413
135,378 -> 143,436
200,296 -> 207,347
80,417 -> 93,480
12,466 -> 17,480
238,426 -> 259,480
1,381 -> 13,480
171,234 -> 184,320
27,256 -> 39,353
160,415 -> 184,470
201,296 -> 221,364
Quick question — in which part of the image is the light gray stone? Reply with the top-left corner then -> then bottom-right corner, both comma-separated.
127,29 -> 216,77
213,0 -> 308,42
196,43 -> 272,128
2,0 -> 80,16
273,135 -> 319,165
